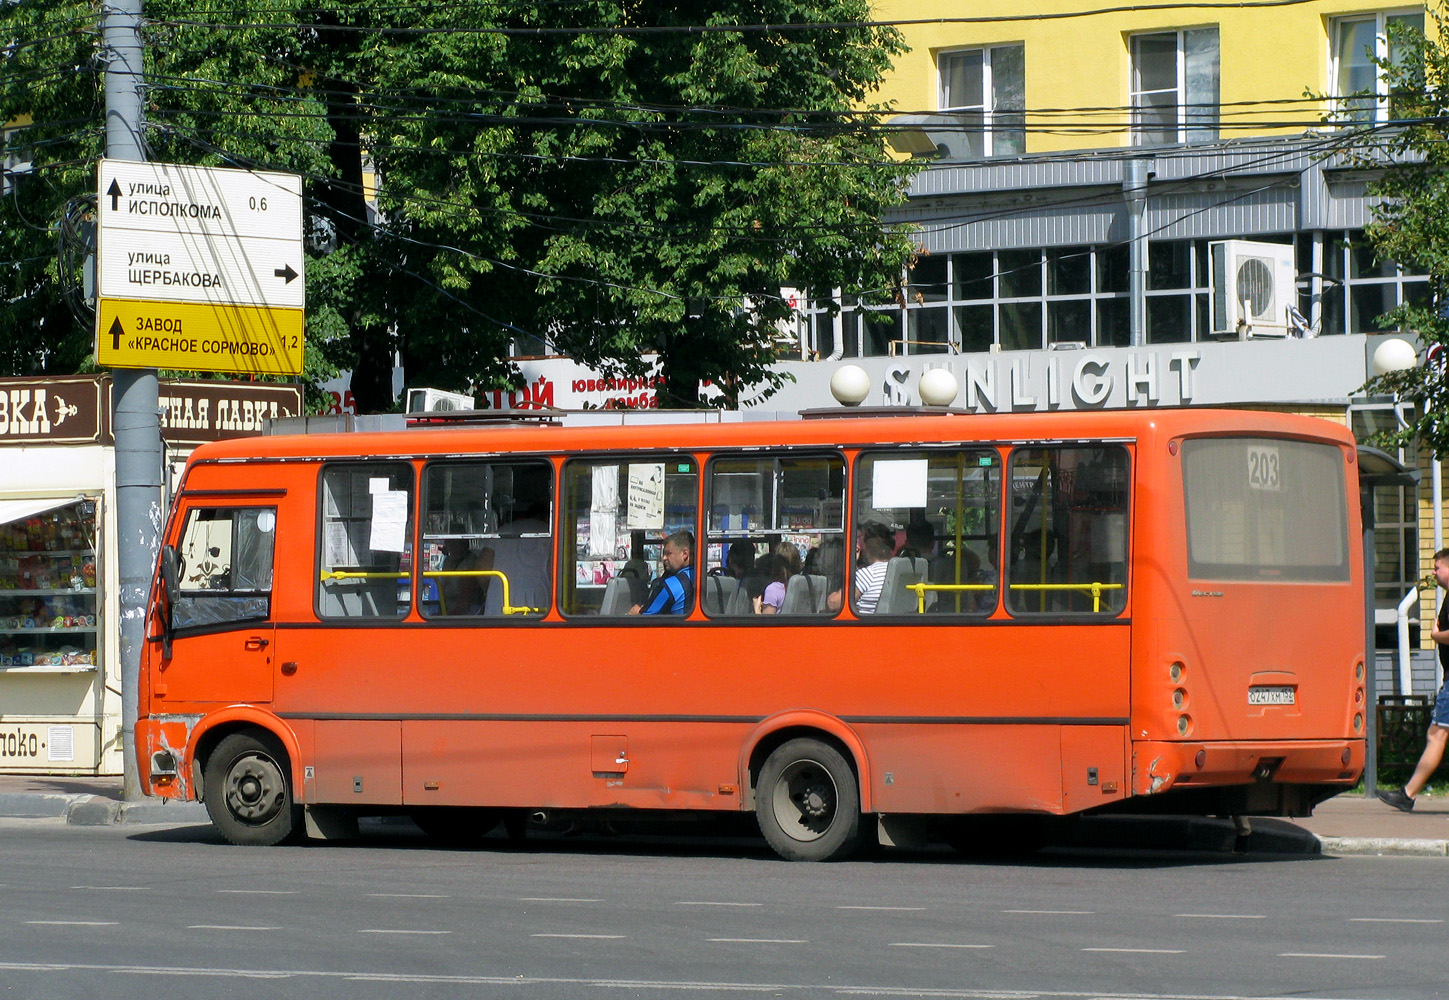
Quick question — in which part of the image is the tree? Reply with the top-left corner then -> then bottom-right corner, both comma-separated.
1353,9 -> 1449,455
3,2 -> 919,411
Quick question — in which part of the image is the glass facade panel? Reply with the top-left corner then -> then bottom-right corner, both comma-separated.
998,249 -> 1041,298
999,301 -> 1043,350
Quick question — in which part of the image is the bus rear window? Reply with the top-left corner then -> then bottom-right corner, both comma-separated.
1181,437 -> 1348,581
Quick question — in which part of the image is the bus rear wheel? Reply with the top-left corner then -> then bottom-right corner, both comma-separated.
204,732 -> 301,846
756,738 -> 861,861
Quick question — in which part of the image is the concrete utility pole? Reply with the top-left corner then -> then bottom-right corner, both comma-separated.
102,0 -> 162,801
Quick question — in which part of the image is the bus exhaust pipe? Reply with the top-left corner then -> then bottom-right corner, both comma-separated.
530,810 -> 550,826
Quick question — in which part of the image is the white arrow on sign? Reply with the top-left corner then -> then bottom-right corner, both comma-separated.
98,160 -> 303,242
97,228 -> 306,309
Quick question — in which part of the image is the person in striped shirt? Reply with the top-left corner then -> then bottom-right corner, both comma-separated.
630,531 -> 695,615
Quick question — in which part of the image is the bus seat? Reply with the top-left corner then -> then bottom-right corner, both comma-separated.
877,557 -> 928,615
726,581 -> 753,616
598,577 -> 634,616
780,573 -> 828,614
703,575 -> 738,615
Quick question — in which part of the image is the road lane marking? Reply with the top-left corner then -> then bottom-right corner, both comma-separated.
187,925 -> 278,932
839,906 -> 927,912
0,962 -> 1407,996
531,933 -> 626,939
707,933 -> 811,944
1280,952 -> 1384,960
1350,917 -> 1442,924
675,901 -> 763,907
890,943 -> 994,949
69,885 -> 143,891
1003,909 -> 1093,915
216,889 -> 296,895
1082,947 -> 1185,954
1174,913 -> 1266,919
366,893 -> 450,899
518,897 -> 602,903
26,920 -> 118,926
357,929 -> 451,935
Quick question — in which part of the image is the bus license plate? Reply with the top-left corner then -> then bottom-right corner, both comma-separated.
1248,685 -> 1295,705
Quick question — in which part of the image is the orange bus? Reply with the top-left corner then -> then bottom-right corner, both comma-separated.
136,407 -> 1366,860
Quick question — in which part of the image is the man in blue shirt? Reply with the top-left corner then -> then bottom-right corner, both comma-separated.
630,530 -> 695,616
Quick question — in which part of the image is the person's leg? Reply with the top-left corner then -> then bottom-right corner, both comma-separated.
1405,725 -> 1449,798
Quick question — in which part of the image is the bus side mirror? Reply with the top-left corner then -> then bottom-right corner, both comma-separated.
159,545 -> 179,658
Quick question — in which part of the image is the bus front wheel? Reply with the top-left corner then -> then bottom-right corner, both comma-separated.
755,738 -> 861,861
204,732 -> 301,846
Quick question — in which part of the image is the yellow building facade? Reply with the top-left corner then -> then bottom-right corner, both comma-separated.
873,1 -> 1430,154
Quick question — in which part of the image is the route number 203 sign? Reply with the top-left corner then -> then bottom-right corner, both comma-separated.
1246,444 -> 1282,492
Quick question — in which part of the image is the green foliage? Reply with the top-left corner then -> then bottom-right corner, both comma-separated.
3,1 -> 918,411
1352,8 -> 1449,456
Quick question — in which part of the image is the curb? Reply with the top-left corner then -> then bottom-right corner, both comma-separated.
0,794 -> 207,827
1316,835 -> 1449,857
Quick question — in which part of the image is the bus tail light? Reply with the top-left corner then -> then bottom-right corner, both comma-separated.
1172,689 -> 1187,710
1194,750 -> 1206,769
1176,715 -> 1191,736
1342,747 -> 1352,766
1353,713 -> 1364,733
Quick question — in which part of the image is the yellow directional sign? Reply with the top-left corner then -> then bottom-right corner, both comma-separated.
96,298 -> 304,376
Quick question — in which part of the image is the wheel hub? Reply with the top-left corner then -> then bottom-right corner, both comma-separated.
226,755 -> 284,823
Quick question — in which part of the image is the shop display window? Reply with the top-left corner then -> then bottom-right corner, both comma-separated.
0,500 -> 99,671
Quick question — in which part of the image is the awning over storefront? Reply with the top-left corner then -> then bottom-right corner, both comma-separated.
0,497 -> 79,529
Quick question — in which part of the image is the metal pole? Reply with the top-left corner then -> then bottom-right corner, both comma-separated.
1125,159 -> 1151,347
103,0 -> 160,801
1362,482 -> 1378,798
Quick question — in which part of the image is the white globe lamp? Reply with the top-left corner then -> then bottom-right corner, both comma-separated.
829,364 -> 871,406
918,368 -> 960,407
1372,337 -> 1418,376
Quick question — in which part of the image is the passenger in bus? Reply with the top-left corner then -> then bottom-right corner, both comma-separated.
897,516 -> 936,560
753,555 -> 791,615
630,530 -> 695,615
1377,547 -> 1449,812
853,530 -> 893,614
482,501 -> 551,615
775,541 -> 803,578
725,541 -> 755,580
619,531 -> 652,605
439,538 -> 485,616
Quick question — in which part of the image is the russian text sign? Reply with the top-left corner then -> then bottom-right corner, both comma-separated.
96,298 -> 304,376
95,160 -> 305,375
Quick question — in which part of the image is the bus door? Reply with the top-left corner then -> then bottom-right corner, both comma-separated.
158,504 -> 279,705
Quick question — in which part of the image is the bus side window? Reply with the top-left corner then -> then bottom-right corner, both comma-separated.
853,450 -> 1002,617
1004,446 -> 1129,615
317,463 -> 414,619
560,458 -> 699,617
703,453 -> 845,618
173,507 -> 276,629
419,460 -> 553,618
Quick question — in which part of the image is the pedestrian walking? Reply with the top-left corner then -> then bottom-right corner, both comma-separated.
1376,547 -> 1449,812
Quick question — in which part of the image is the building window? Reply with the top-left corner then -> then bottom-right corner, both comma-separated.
1130,28 -> 1219,145
1319,230 -> 1431,336
1333,10 -> 1424,123
938,45 -> 1025,157
803,245 -> 1130,358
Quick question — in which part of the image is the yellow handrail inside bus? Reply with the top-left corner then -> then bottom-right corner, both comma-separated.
906,582 -> 995,614
907,581 -> 1123,614
420,569 -> 543,616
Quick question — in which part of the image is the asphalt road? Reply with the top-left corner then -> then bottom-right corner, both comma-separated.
0,817 -> 1443,1000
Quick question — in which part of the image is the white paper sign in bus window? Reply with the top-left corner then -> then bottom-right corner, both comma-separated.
1246,445 -> 1282,491
369,490 -> 408,553
626,463 -> 665,529
873,458 -> 929,509
589,465 -> 619,557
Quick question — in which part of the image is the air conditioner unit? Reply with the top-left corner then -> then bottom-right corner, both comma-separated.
1210,240 -> 1298,339
405,387 -> 476,413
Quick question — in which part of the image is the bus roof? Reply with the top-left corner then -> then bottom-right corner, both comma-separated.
190,407 -> 1354,465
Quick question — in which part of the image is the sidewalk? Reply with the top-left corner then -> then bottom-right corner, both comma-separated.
1,774 -> 1445,856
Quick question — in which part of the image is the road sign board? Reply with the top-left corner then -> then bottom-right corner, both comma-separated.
95,160 -> 306,375
97,160 -> 303,240
97,228 -> 305,309
96,298 -> 304,376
